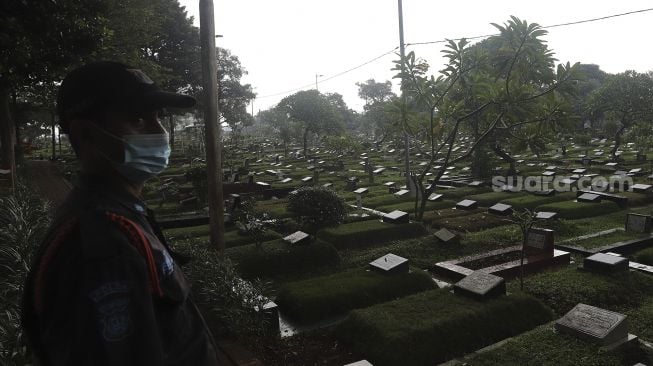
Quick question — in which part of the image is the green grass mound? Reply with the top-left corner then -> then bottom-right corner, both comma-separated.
500,192 -> 574,210
535,200 -> 621,219
337,289 -> 553,366
515,265 -> 653,315
276,268 -> 436,323
465,191 -> 527,206
626,295 -> 653,342
622,191 -> 653,207
226,239 -> 340,279
457,323 -> 653,366
563,230 -> 644,249
441,186 -> 493,200
318,220 -> 426,249
376,199 -> 453,214
164,225 -> 282,247
634,246 -> 653,265
429,211 -> 511,232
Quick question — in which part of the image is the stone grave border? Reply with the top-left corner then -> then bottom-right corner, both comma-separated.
433,244 -> 570,282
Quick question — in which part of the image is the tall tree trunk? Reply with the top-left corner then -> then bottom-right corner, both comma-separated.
491,143 -> 516,175
168,115 -> 175,150
303,128 -> 309,158
0,79 -> 16,189
51,112 -> 57,160
611,123 -> 627,161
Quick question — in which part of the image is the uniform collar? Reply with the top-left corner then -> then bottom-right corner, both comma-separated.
75,173 -> 149,216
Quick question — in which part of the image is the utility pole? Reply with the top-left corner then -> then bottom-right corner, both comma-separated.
199,0 -> 225,253
398,0 -> 411,193
315,73 -> 323,91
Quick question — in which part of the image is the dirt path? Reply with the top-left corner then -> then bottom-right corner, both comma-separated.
24,160 -> 72,209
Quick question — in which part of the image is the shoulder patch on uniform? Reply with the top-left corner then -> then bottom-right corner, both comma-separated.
98,297 -> 133,342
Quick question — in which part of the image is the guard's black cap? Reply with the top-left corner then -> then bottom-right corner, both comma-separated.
57,61 -> 196,133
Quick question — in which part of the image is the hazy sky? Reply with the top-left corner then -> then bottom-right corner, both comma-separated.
178,1 -> 653,113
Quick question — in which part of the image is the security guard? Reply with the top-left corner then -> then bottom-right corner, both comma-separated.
22,61 -> 220,365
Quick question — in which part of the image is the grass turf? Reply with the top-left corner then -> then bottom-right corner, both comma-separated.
276,268 -> 436,323
337,289 -> 553,366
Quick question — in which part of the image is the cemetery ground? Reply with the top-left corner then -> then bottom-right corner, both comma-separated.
9,137 -> 653,366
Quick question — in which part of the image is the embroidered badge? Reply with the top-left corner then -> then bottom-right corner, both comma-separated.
97,298 -> 132,341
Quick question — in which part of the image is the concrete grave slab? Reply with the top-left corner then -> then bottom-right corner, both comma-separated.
453,271 -> 506,300
583,253 -> 629,273
555,303 -> 631,347
369,253 -> 409,275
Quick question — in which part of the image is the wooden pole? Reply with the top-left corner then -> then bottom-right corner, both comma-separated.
397,0 -> 411,194
199,0 -> 225,252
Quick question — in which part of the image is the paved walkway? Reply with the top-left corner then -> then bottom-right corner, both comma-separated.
24,160 -> 72,209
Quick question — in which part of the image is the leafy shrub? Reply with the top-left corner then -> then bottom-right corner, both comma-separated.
0,187 -> 52,365
318,220 -> 426,249
286,187 -> 348,232
337,289 -> 553,366
183,163 -> 208,203
226,239 -> 341,279
535,200 -> 621,219
164,226 -> 282,248
175,243 -> 273,340
276,268 -> 435,323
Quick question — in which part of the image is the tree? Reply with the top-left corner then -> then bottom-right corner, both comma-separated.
395,16 -> 579,220
325,92 -> 358,131
356,79 -> 395,108
276,90 -> 343,157
258,108 -> 295,156
217,48 -> 255,149
0,0 -> 107,187
588,71 -> 653,160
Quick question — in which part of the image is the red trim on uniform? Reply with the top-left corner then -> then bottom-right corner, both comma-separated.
34,219 -> 78,314
105,212 -> 164,297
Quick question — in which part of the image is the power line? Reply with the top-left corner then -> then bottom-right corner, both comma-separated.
256,7 -> 653,101
406,7 -> 653,46
256,47 -> 398,99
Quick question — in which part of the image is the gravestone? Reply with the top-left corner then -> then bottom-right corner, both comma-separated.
346,177 -> 358,191
382,210 -> 409,224
344,361 -> 373,366
583,253 -> 629,273
453,271 -> 506,300
394,189 -> 409,197
542,171 -> 556,177
255,181 -> 270,188
535,211 -> 558,220
354,187 -> 369,196
488,203 -> 512,216
555,303 -> 631,347
456,199 -> 478,210
532,189 -> 555,197
283,231 -> 311,245
260,301 -> 280,334
434,228 -> 458,244
625,213 -> 652,233
468,181 -> 484,187
628,168 -> 643,176
369,253 -> 409,275
322,182 -> 333,188
427,193 -> 443,202
373,167 -> 386,175
631,183 -> 652,193
577,193 -> 601,202
526,228 -> 554,257
301,176 -> 313,184
280,178 -> 292,183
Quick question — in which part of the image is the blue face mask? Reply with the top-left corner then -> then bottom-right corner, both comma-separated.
92,125 -> 171,183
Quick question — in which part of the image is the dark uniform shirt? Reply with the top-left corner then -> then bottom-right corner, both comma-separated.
22,174 -> 220,366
